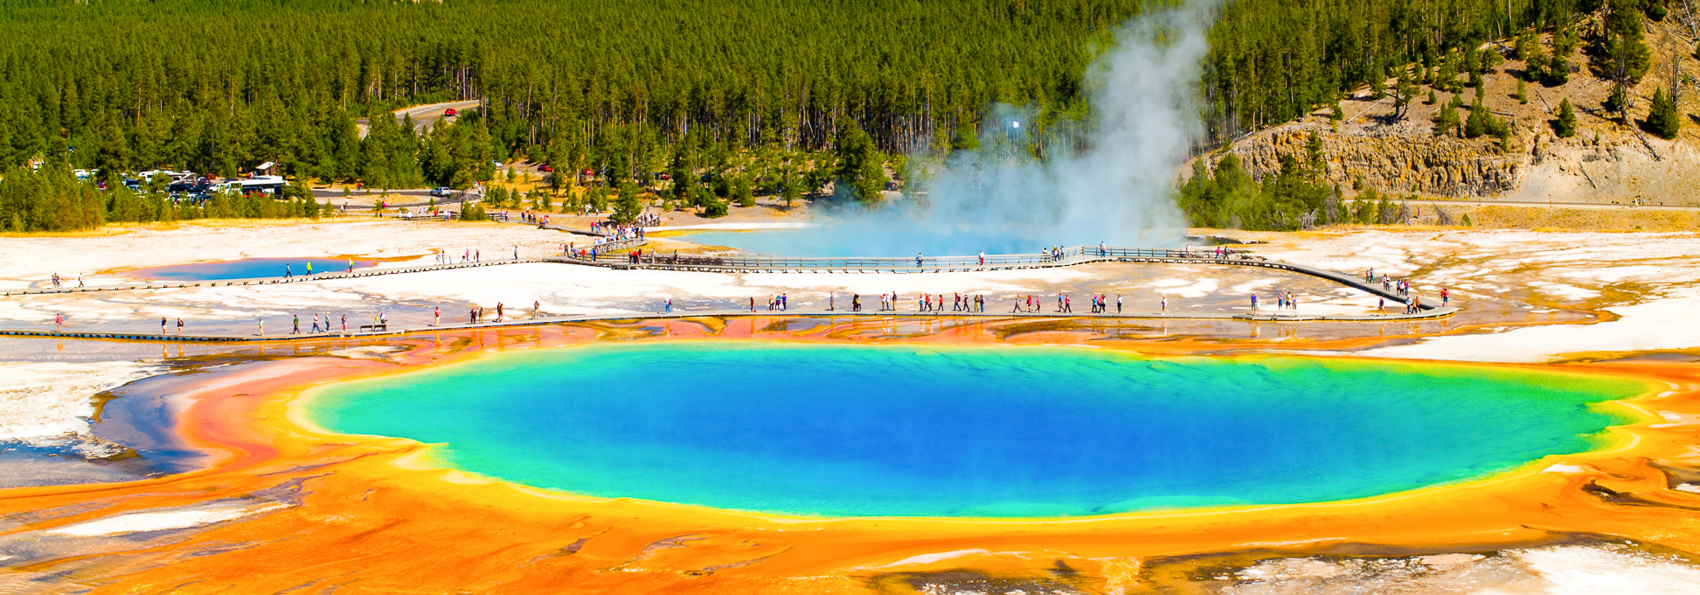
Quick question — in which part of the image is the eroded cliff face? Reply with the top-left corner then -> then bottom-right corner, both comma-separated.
1216,118 -> 1698,206
1224,123 -> 1530,198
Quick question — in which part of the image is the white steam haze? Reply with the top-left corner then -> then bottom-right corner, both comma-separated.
701,2 -> 1213,257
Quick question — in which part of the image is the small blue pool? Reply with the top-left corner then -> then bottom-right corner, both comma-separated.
128,258 -> 380,281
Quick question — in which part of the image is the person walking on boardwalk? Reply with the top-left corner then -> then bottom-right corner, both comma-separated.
1117,295 -> 1123,314
176,318 -> 184,334
161,317 -> 167,334
55,312 -> 63,331
1161,295 -> 1168,314
916,252 -> 923,268
292,314 -> 300,334
311,314 -> 321,333
533,300 -> 540,315
258,317 -> 265,337
978,251 -> 985,266
750,297 -> 755,312
306,262 -> 313,276
285,264 -> 292,279
77,274 -> 83,288
341,314 -> 347,333
433,306 -> 440,326
665,298 -> 673,314
514,245 -> 519,261
497,302 -> 504,322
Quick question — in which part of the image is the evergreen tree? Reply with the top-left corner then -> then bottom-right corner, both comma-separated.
781,175 -> 802,208
733,175 -> 755,207
833,121 -> 882,204
1437,105 -> 1462,136
1644,87 -> 1682,139
1555,98 -> 1578,138
1544,53 -> 1570,86
612,182 -> 642,223
1519,31 -> 1546,81
1464,98 -> 1506,139
1595,0 -> 1653,85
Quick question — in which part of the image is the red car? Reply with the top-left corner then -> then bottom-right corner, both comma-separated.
444,108 -> 458,117
537,164 -> 553,172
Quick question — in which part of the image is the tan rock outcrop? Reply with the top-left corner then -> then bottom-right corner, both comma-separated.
1224,123 -> 1530,198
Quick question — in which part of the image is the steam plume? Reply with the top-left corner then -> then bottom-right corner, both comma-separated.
740,2 -> 1214,256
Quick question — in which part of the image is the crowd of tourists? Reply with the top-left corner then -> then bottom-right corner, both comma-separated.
589,220 -> 647,241
48,273 -> 83,289
1366,268 -> 1447,315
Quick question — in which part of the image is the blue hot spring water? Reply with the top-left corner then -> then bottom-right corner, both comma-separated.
303,343 -> 1647,517
130,257 -> 379,281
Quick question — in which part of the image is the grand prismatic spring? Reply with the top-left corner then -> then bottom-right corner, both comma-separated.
303,344 -> 1647,518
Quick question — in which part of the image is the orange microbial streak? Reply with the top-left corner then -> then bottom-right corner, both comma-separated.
2,317 -> 1698,594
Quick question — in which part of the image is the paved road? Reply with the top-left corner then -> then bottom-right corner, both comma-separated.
355,99 -> 483,137
1402,198 -> 1698,211
395,99 -> 482,132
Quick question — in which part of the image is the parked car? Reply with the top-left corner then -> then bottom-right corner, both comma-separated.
656,172 -> 671,181
444,108 -> 458,117
169,179 -> 213,194
537,164 -> 553,172
430,187 -> 451,197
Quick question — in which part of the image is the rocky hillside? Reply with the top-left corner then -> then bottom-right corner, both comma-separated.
1214,21 -> 1700,207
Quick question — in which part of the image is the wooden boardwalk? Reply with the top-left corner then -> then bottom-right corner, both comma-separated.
2,245 -> 1454,343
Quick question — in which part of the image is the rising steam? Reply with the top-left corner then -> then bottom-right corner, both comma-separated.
716,2 -> 1214,257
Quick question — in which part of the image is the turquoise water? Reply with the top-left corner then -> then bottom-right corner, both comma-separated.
304,344 -> 1647,517
676,229 -> 846,256
130,257 -> 378,281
